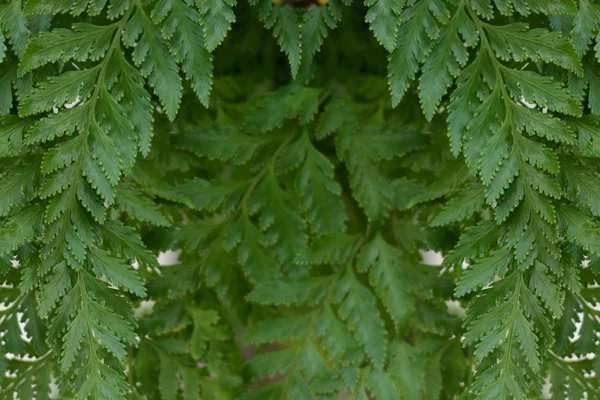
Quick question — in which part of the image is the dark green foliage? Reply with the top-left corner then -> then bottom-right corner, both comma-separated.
1,0 -> 600,399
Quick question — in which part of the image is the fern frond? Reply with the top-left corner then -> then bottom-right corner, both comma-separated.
2,0 -> 600,398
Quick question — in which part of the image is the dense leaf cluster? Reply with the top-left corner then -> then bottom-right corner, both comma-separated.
1,0 -> 600,399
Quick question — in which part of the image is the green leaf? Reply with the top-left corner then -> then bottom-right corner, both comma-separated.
562,159 -> 600,216
89,247 -> 146,296
0,204 -> 44,255
111,50 -> 154,157
332,267 -> 387,369
339,124 -> 423,221
364,0 -> 404,52
419,5 -> 476,120
24,104 -> 89,145
317,99 -> 350,139
484,23 -> 582,75
124,5 -> 182,120
256,1 -> 302,77
49,272 -> 136,398
19,22 -> 118,74
529,261 -> 562,317
502,68 -> 582,116
281,132 -> 346,234
178,121 -> 277,163
101,220 -> 158,267
248,171 -> 307,264
38,261 -> 72,317
197,0 -> 236,52
571,0 -> 600,57
431,181 -> 486,226
19,67 -> 100,116
244,313 -> 313,345
224,212 -> 281,283
513,105 -> 576,145
178,177 -> 250,214
455,247 -> 511,297
115,183 -> 171,226
471,0 -> 576,17
0,162 -> 38,217
443,220 -> 499,267
0,0 -> 30,58
246,85 -> 322,133
357,233 -> 415,328
295,233 -> 359,265
557,204 -> 600,255
302,5 -> 339,67
152,0 -> 213,106
388,0 -> 448,106
246,277 -> 330,306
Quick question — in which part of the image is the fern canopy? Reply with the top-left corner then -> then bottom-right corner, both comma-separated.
1,0 -> 600,399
